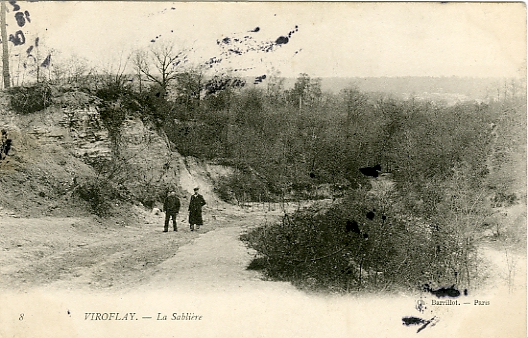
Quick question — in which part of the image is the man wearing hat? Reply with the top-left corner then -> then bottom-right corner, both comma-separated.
188,187 -> 206,231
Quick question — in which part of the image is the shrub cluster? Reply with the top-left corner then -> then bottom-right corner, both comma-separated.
214,171 -> 272,204
74,177 -> 127,217
8,82 -> 52,114
242,187 -> 476,293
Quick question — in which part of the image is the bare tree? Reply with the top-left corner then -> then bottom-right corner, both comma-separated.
134,42 -> 188,94
97,50 -> 132,91
132,51 -> 145,94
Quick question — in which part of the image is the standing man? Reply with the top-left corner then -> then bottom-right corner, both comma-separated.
189,187 -> 206,231
163,190 -> 181,232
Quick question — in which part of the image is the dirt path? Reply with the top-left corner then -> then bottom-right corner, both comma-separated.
144,226 -> 272,289
0,203 -> 295,292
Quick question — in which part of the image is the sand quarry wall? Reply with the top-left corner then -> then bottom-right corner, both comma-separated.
0,91 -> 232,216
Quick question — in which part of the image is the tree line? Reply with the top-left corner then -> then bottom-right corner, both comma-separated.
8,40 -> 525,208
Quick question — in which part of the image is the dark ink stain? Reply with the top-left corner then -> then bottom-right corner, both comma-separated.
464,289 -> 468,296
423,284 -> 461,298
417,318 -> 436,333
345,220 -> 360,234
204,76 -> 245,96
215,25 -> 298,58
8,30 -> 25,46
150,39 -> 156,43
35,37 -> 39,47
309,172 -> 315,179
24,10 -> 30,23
205,56 -> 222,68
9,0 -> 20,12
227,48 -> 242,55
381,215 -> 387,221
275,36 -> 289,45
254,74 -> 266,84
26,45 -> 33,55
14,12 -> 25,27
402,316 -> 437,333
402,316 -> 426,326
366,210 -> 375,220
359,164 -> 381,178
40,54 -> 51,68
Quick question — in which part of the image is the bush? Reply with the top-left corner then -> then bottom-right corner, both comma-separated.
242,186 -> 475,293
74,177 -> 125,216
214,172 -> 273,203
8,82 -> 52,114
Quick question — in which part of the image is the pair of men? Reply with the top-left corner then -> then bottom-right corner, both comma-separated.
163,187 -> 206,232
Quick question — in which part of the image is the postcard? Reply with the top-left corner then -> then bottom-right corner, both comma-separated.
0,2 -> 525,337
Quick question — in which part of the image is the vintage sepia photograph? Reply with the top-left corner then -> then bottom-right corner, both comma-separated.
0,1 -> 526,337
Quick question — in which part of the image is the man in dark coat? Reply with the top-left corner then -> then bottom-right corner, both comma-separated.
163,190 -> 181,232
189,187 -> 206,231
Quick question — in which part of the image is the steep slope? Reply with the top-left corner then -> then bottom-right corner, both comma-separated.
0,109 -> 96,217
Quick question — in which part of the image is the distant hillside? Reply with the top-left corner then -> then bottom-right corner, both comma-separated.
110,73 -> 522,106
274,76 -> 523,103
126,73 -> 519,104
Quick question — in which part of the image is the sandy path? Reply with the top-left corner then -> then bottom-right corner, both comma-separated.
145,226 -> 272,289
139,204 -> 306,295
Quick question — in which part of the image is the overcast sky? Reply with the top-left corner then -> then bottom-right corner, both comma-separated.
11,1 -> 527,78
